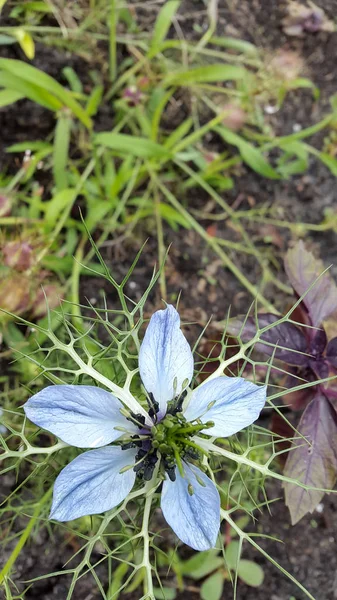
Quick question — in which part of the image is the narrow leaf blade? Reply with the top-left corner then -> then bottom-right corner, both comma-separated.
164,65 -> 246,87
216,127 -> 280,179
94,132 -> 170,158
148,0 -> 180,56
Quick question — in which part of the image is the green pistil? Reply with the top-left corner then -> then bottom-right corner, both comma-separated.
171,442 -> 184,477
175,438 -> 209,457
150,414 -> 211,476
175,422 -> 213,436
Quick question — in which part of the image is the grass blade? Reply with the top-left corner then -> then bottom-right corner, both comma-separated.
148,0 -> 180,57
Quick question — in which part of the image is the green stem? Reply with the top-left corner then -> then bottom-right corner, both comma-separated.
2,440 -> 67,460
109,0 -> 118,82
197,438 -> 337,494
141,492 -> 154,598
71,236 -> 85,328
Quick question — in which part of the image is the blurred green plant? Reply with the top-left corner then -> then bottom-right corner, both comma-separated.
0,0 -> 336,312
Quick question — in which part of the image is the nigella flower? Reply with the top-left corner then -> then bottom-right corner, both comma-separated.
24,306 -> 266,551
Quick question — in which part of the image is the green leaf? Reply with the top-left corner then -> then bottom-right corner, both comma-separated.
44,188 -> 76,226
200,572 -> 224,600
6,141 -> 52,152
0,89 -> 24,107
0,59 -> 91,127
164,65 -> 246,87
277,140 -> 308,178
225,541 -> 241,570
22,2 -> 53,12
0,34 -> 15,44
153,587 -> 177,600
0,70 -> 62,111
85,85 -> 104,117
209,35 -> 257,55
159,203 -> 190,228
315,151 -> 337,176
62,66 -> 83,94
94,132 -> 170,159
180,550 -> 222,579
164,117 -> 193,149
237,560 -> 264,587
284,393 -> 337,524
53,111 -> 72,191
148,0 -> 180,57
106,561 -> 129,600
216,127 -> 280,179
288,77 -> 319,100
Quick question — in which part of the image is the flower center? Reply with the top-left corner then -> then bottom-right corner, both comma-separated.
120,411 -> 213,482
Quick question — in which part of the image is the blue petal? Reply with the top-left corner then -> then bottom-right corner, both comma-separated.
184,377 -> 266,438
24,385 -> 136,448
161,462 -> 220,550
139,305 -> 194,417
50,446 -> 137,521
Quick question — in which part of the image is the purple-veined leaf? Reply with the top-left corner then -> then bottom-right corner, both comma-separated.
284,241 -> 337,327
284,393 -> 337,524
326,337 -> 337,367
227,313 -> 308,366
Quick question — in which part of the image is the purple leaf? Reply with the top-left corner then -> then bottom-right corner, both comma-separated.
227,313 -> 308,366
308,358 -> 329,380
284,241 -> 337,327
284,393 -> 337,524
326,337 -> 337,367
310,328 -> 327,356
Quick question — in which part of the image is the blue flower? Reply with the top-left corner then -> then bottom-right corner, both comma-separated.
24,305 -> 266,551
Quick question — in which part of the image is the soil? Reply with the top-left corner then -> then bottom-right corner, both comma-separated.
1,0 -> 337,599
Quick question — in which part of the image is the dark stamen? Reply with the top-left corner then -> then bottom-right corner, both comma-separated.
168,389 -> 188,416
126,412 -> 146,429
147,392 -> 160,420
166,466 -> 176,481
144,462 -> 157,481
183,448 -> 200,461
133,447 -> 159,480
